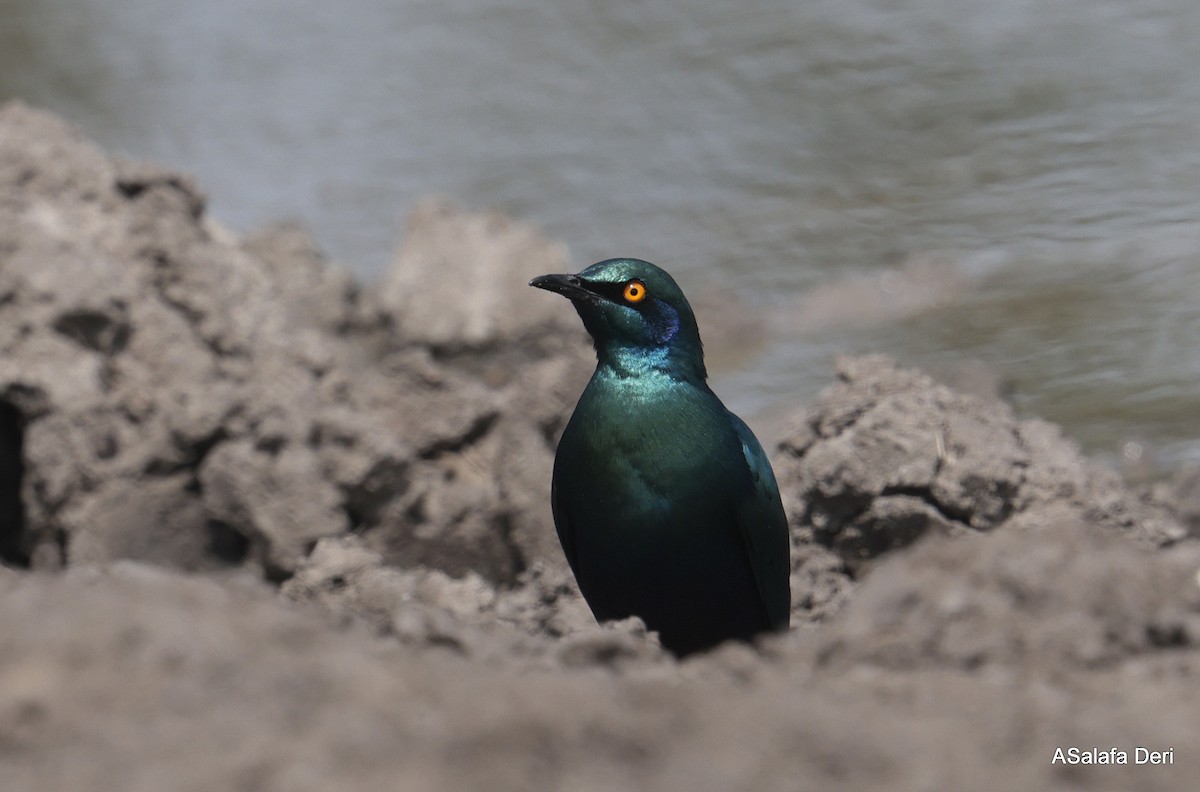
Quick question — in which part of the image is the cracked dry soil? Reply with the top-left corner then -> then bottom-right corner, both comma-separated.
1,102 -> 1199,791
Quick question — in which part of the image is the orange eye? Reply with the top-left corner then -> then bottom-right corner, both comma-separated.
623,279 -> 648,304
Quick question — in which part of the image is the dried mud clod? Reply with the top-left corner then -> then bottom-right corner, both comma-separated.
3,101 -> 1200,792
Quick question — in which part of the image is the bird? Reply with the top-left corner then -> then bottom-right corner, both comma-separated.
530,258 -> 791,656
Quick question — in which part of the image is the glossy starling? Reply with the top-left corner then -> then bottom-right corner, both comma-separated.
530,258 -> 790,656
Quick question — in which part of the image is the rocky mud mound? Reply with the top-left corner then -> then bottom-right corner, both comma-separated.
2,103 -> 1199,791
0,101 -> 590,583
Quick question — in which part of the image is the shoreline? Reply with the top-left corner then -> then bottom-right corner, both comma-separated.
1,101 -> 1197,792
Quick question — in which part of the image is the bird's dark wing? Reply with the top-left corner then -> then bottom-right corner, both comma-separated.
728,413 -> 792,632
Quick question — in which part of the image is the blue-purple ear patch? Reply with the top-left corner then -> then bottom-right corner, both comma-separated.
649,300 -> 680,344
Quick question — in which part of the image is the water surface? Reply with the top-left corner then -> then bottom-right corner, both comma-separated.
4,0 -> 1199,469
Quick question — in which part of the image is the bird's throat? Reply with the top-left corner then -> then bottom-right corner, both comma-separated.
596,342 -> 705,384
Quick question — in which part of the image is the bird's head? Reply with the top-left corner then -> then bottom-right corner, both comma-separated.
530,258 -> 706,380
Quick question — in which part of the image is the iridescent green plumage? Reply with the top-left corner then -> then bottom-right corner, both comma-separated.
531,258 -> 790,656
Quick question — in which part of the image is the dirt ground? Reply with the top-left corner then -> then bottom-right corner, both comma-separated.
1,101 -> 1197,791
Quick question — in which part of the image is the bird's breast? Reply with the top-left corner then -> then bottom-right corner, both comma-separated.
556,371 -> 745,531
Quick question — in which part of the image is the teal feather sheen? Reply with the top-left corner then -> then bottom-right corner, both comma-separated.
531,258 -> 790,656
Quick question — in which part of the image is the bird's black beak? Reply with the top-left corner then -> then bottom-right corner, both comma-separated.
529,273 -> 600,304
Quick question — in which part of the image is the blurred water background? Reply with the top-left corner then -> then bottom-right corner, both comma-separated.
4,0 -> 1199,473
